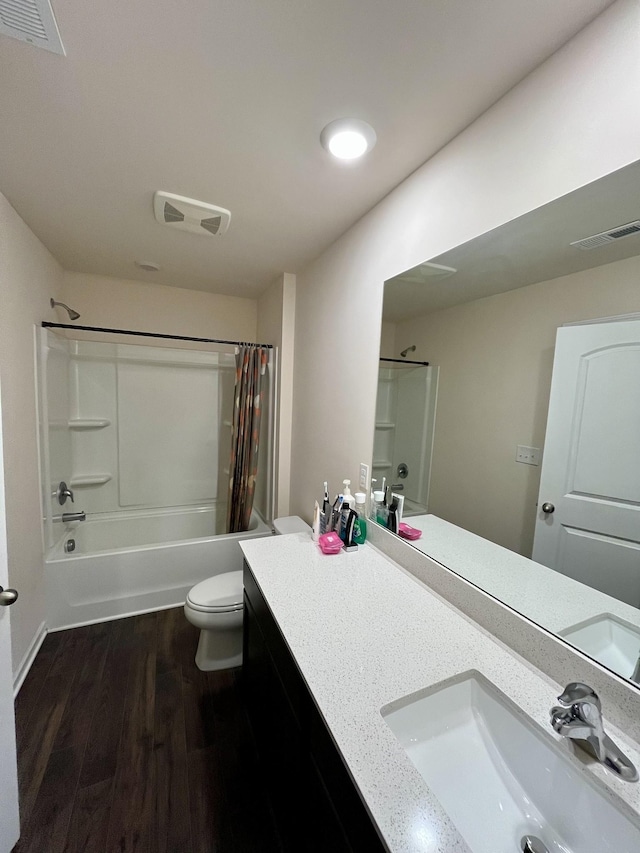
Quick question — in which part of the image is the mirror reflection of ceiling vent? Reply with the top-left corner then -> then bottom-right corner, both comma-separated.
0,0 -> 65,54
153,191 -> 231,237
395,261 -> 457,285
571,220 -> 640,250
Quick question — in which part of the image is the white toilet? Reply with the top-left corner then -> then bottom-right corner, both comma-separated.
184,515 -> 310,671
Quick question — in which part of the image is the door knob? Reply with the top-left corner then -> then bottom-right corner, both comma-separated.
541,502 -> 555,514
0,586 -> 18,606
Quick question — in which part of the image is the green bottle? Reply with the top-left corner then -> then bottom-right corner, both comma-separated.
353,493 -> 367,544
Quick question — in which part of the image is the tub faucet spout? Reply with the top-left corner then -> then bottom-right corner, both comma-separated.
53,511 -> 86,523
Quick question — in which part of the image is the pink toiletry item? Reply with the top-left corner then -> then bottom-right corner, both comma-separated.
398,523 -> 422,541
318,532 -> 343,554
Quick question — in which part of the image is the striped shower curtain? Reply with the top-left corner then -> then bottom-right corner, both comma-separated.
226,345 -> 268,533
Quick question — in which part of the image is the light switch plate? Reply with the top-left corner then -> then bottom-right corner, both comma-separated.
516,445 -> 541,466
359,462 -> 370,491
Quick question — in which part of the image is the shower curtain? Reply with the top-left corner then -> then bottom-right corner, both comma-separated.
227,345 -> 268,533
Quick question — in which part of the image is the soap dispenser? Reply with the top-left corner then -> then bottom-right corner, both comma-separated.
342,479 -> 355,509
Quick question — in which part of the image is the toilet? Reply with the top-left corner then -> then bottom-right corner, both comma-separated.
184,515 -> 311,671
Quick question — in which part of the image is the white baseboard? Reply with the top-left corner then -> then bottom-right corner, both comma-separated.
13,620 -> 47,698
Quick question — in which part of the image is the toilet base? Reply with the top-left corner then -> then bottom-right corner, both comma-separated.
194,624 -> 243,671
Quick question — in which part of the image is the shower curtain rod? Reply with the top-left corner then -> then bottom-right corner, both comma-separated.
379,356 -> 429,366
41,322 -> 274,349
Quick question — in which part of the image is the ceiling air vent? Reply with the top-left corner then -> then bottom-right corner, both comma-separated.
0,0 -> 65,54
570,220 -> 640,250
153,191 -> 231,237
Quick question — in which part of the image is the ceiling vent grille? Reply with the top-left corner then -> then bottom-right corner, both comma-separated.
570,220 -> 640,250
153,191 -> 231,237
0,0 -> 65,54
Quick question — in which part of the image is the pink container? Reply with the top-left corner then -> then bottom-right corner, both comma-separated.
398,523 -> 422,541
318,531 -> 343,554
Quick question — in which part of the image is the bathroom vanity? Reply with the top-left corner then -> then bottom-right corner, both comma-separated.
242,559 -> 387,851
240,533 -> 640,853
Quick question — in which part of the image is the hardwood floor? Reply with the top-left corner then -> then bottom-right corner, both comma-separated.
12,608 -> 283,853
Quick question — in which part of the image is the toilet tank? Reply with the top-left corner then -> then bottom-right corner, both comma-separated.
273,516 -> 311,535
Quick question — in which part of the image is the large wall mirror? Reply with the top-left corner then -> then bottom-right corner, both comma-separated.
374,158 -> 640,688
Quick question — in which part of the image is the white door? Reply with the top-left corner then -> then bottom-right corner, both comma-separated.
532,318 -> 640,606
0,380 -> 20,851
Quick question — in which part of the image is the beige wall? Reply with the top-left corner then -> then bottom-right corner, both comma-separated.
290,0 -> 640,523
61,271 -> 257,342
0,192 -> 63,676
395,254 -> 640,556
256,273 -> 296,520
379,322 -> 397,360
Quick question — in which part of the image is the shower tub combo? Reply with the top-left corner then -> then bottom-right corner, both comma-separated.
38,328 -> 275,632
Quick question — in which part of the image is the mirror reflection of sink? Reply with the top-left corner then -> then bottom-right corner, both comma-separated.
381,673 -> 640,853
559,614 -> 640,683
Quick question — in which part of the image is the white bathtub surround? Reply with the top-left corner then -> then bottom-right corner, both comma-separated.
45,507 -> 271,630
240,534 -> 640,853
38,332 -> 238,550
36,326 -> 279,633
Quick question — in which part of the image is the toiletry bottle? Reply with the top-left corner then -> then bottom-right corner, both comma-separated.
387,495 -> 399,534
338,501 -> 349,540
342,480 -> 355,509
353,492 -> 367,544
312,500 -> 320,541
372,490 -> 387,526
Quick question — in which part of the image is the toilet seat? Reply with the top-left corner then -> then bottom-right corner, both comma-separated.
186,570 -> 244,613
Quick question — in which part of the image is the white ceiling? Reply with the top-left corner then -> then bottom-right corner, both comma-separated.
0,0 -> 614,298
383,159 -> 640,323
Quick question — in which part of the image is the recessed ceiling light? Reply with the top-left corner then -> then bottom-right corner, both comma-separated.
135,260 -> 160,272
320,118 -> 376,160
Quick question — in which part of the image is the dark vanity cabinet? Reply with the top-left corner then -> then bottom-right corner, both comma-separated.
242,561 -> 389,853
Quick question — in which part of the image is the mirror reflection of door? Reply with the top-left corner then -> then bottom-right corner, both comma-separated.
533,317 -> 640,608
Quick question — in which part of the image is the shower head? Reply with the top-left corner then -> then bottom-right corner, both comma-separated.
400,345 -> 416,358
50,298 -> 81,321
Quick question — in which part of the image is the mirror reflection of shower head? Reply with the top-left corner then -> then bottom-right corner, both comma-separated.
400,345 -> 416,358
50,298 -> 81,321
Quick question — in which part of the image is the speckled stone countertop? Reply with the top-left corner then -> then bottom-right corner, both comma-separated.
240,533 -> 640,853
401,515 -> 640,635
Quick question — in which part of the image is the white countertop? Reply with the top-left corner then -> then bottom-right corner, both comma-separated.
401,515 -> 640,635
240,533 -> 640,853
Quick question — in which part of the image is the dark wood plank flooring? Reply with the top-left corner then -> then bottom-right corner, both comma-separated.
12,608 -> 283,853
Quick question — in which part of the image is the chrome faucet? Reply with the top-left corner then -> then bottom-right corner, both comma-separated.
550,682 -> 638,781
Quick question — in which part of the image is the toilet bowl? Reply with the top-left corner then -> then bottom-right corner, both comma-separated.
183,515 -> 310,671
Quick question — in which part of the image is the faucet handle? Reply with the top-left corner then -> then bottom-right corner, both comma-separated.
56,481 -> 74,505
557,682 -> 601,712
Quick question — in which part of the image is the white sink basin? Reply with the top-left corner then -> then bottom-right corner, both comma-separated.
382,673 -> 640,853
559,614 -> 640,682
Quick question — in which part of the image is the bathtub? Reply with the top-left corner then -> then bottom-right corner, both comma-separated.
45,505 -> 272,630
